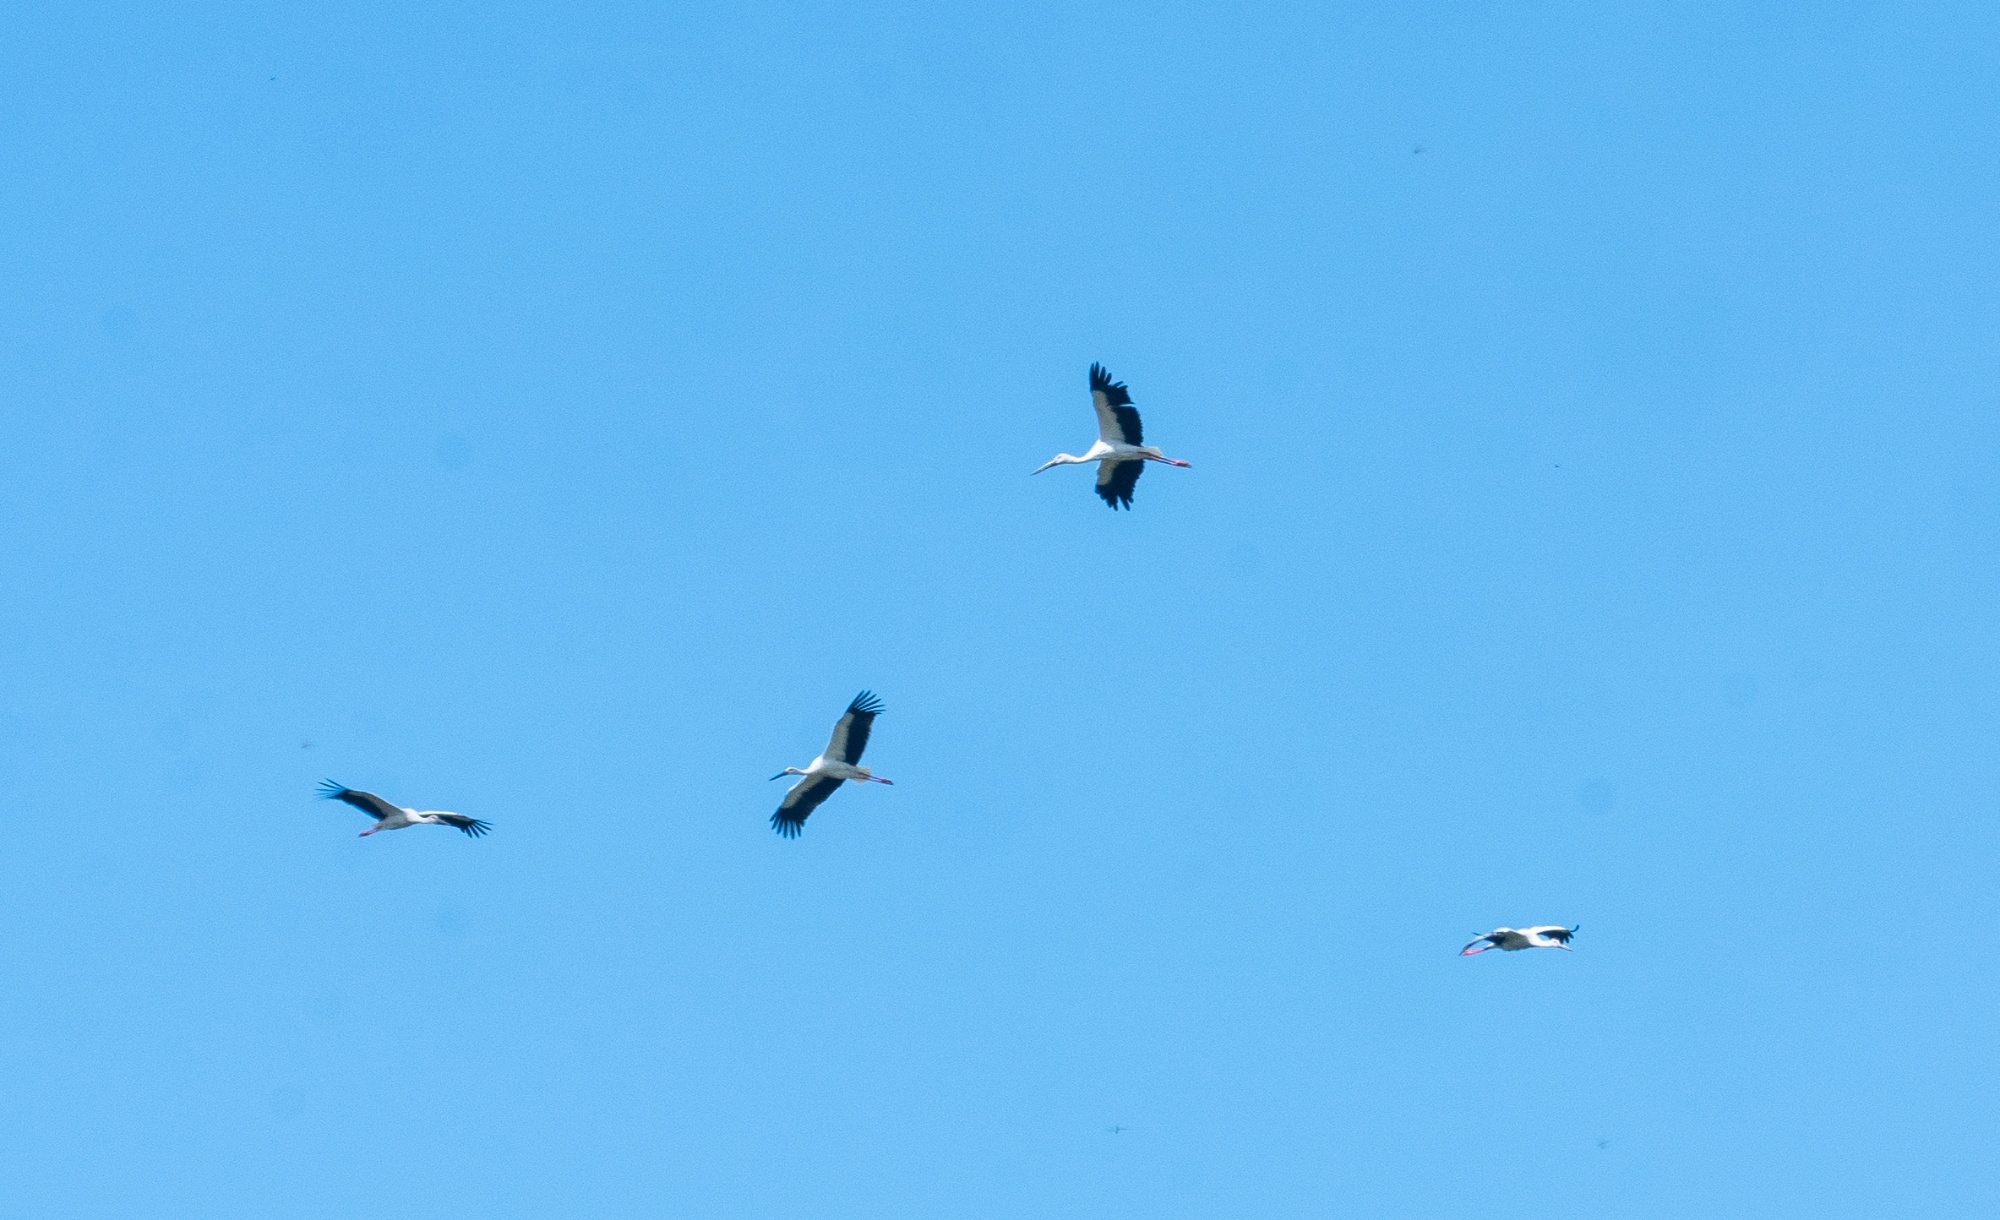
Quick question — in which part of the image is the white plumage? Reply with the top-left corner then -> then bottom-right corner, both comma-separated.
1033,364 -> 1191,509
770,692 -> 894,838
318,781 -> 491,838
1459,926 -> 1578,956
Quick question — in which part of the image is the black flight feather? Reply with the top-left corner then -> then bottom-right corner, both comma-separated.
318,779 -> 394,821
1095,459 -> 1144,510
1088,363 -> 1143,444
772,775 -> 844,837
836,690 -> 884,763
1089,362 -> 1132,407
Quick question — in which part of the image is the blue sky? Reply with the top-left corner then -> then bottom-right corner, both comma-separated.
3,1 -> 1998,1216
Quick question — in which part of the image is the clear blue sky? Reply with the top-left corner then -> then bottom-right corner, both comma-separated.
2,2 -> 1996,1216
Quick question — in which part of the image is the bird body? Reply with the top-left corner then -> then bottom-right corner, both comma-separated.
318,781 -> 491,838
1034,364 -> 1190,509
785,759 -> 878,784
1459,925 -> 1578,955
771,691 -> 893,837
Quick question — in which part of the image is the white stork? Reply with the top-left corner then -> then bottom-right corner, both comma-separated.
318,780 -> 491,838
770,691 -> 893,838
1032,363 -> 1191,510
1459,925 -> 1578,956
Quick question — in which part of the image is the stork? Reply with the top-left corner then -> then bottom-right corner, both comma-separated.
318,780 -> 491,838
1459,926 -> 1578,955
1033,363 -> 1191,509
770,691 -> 893,838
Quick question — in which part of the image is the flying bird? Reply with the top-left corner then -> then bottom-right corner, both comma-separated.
1033,364 -> 1191,509
1459,925 -> 1578,955
770,691 -> 893,838
317,780 -> 491,838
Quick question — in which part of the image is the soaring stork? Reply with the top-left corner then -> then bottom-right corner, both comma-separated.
318,780 -> 491,838
1459,925 -> 1578,956
770,691 -> 893,838
1032,363 -> 1191,509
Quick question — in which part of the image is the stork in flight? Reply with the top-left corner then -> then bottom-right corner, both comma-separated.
318,780 -> 491,838
1459,925 -> 1578,955
770,691 -> 892,838
1032,363 -> 1191,509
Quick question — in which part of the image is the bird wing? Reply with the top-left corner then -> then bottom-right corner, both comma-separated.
772,775 -> 844,838
1527,925 -> 1575,944
1089,363 -> 1143,446
1095,459 -> 1144,510
433,814 -> 492,839
1458,934 -> 1498,956
318,780 -> 398,822
823,690 -> 883,764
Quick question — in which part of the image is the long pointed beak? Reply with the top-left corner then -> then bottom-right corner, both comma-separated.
768,772 -> 787,781
1031,461 -> 1058,475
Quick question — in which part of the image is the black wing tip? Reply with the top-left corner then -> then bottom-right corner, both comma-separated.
316,779 -> 346,797
1089,363 -> 1132,404
847,690 -> 885,716
457,819 -> 492,838
770,812 -> 803,838
1095,459 -> 1141,509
